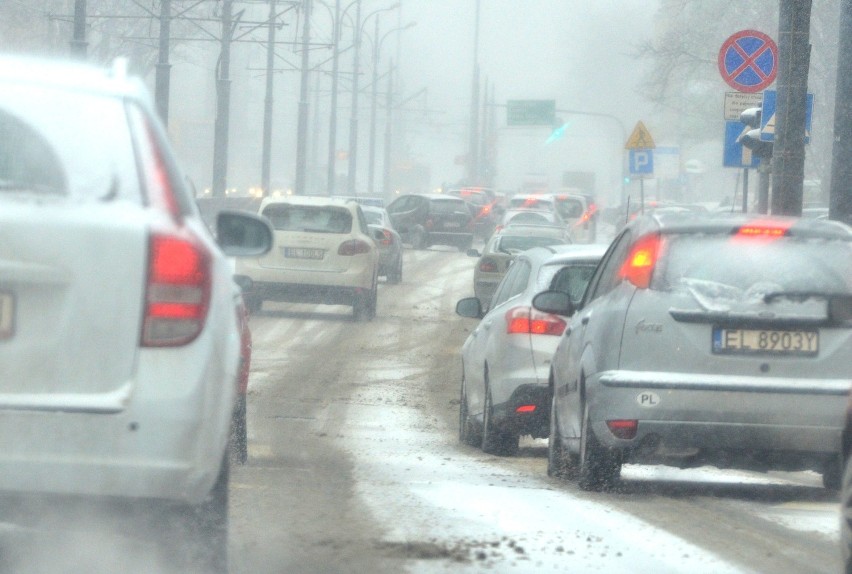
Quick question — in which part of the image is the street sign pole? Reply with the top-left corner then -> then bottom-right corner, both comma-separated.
742,168 -> 749,212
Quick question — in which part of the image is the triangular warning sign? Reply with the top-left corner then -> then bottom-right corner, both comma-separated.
625,121 -> 656,150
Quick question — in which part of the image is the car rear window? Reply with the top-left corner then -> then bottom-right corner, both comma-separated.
430,198 -> 469,216
508,211 -> 551,225
509,197 -> 552,210
554,198 -> 585,219
363,210 -> 383,225
655,233 -> 852,298
0,83 -> 139,202
496,234 -> 565,253
263,204 -> 353,234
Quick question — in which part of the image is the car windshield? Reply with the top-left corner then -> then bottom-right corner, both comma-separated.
262,204 -> 353,233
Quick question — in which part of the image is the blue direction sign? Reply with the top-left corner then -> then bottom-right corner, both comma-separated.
760,89 -> 814,143
724,121 -> 760,168
717,30 -> 778,93
629,149 -> 654,176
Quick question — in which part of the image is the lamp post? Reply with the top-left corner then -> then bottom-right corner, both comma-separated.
294,0 -> 312,195
367,20 -> 416,195
346,2 -> 400,195
467,0 -> 481,185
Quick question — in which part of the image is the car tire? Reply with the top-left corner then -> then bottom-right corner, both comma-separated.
230,394 -> 248,465
387,258 -> 402,284
244,294 -> 262,314
842,454 -> 852,572
161,455 -> 229,573
547,391 -> 577,479
578,404 -> 621,491
459,376 -> 481,446
481,381 -> 519,456
412,228 -> 427,250
824,454 -> 842,490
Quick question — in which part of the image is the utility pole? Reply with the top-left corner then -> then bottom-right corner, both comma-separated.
467,0 -> 481,185
367,15 -> 381,195
326,0 -> 342,196
771,0 -> 812,216
212,0 -> 233,197
71,0 -> 87,59
261,0 -> 277,196
829,0 -> 852,225
294,0 -> 312,195
382,59 -> 394,198
155,0 -> 171,124
347,0 -> 363,194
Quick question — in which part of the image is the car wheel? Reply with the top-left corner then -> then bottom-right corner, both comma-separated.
230,394 -> 248,465
578,404 -> 621,491
481,381 -> 519,456
412,228 -> 427,250
161,455 -> 229,572
244,294 -> 262,313
842,454 -> 852,571
459,376 -> 481,446
547,391 -> 577,479
388,258 -> 402,284
824,454 -> 842,490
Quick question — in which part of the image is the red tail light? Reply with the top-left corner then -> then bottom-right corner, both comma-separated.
515,405 -> 537,414
505,306 -> 567,336
338,239 -> 372,255
379,229 -> 393,247
606,419 -> 638,440
142,233 -> 211,347
619,233 -> 662,289
479,258 -> 498,273
424,218 -> 434,230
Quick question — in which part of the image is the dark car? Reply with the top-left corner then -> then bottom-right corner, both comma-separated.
386,193 -> 474,251
448,188 -> 501,239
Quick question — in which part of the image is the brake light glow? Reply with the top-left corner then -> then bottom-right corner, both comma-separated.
424,218 -> 434,230
505,306 -> 566,336
619,233 -> 662,289
515,405 -> 537,414
378,229 -> 393,246
338,239 -> 372,256
606,419 -> 638,440
479,258 -> 498,273
142,233 -> 211,347
734,219 -> 792,241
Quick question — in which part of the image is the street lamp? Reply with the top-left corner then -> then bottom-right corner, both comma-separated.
346,2 -> 400,195
366,20 -> 416,195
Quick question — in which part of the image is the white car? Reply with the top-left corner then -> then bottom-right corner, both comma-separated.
0,55 -> 272,570
456,245 -> 607,455
235,195 -> 380,320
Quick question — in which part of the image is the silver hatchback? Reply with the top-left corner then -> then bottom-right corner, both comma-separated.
537,213 -> 852,491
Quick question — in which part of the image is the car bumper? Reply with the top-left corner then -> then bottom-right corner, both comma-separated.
587,370 -> 850,465
492,384 -> 550,438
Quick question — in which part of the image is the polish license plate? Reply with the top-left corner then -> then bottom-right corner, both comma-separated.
284,247 -> 324,260
443,221 -> 461,228
712,327 -> 819,356
0,291 -> 14,340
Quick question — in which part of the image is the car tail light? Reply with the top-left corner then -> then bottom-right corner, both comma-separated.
424,218 -> 434,230
479,258 -> 498,273
378,229 -> 393,247
142,233 -> 211,347
338,239 -> 372,256
493,224 -> 504,234
515,404 -> 537,414
606,419 -> 638,440
619,233 -> 662,289
505,306 -> 567,336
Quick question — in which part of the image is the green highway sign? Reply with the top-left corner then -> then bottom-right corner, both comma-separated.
506,100 -> 556,126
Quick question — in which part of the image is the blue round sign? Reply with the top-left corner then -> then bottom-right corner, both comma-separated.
717,30 -> 778,93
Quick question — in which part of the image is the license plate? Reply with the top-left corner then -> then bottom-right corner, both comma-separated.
443,222 -> 461,229
283,247 -> 324,260
0,291 -> 14,340
712,327 -> 819,356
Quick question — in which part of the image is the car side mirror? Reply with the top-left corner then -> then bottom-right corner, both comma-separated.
370,227 -> 385,242
216,210 -> 273,257
455,297 -> 484,319
466,248 -> 481,257
532,290 -> 575,317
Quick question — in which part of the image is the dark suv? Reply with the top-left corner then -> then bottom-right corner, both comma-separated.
448,188 -> 500,239
387,193 -> 474,251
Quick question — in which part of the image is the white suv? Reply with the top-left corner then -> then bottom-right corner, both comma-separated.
236,195 -> 380,320
0,55 -> 272,570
